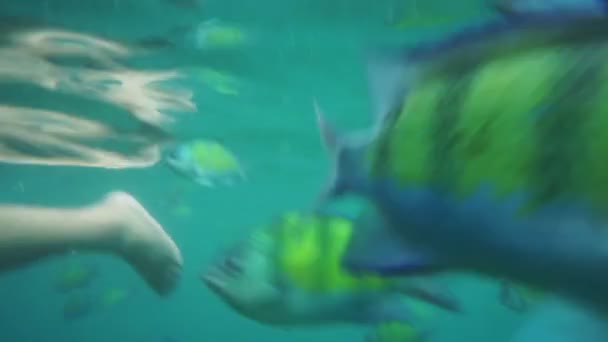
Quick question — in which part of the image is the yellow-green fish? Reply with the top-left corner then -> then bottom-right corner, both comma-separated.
99,287 -> 132,308
194,67 -> 239,96
314,0 -> 608,313
165,139 -> 245,187
54,261 -> 98,293
193,19 -> 247,50
62,292 -> 94,320
139,18 -> 247,51
201,211 -> 461,326
365,321 -> 429,342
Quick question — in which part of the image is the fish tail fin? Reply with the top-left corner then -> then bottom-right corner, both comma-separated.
313,99 -> 373,208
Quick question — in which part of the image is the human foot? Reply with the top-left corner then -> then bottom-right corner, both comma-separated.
102,191 -> 183,296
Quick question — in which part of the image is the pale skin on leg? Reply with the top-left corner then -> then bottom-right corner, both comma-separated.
0,191 -> 183,296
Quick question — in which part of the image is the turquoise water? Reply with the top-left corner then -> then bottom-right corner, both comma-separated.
0,0 -> 560,341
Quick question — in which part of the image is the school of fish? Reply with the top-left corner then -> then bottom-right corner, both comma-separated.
193,0 -> 608,340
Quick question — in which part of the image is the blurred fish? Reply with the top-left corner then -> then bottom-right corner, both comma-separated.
54,261 -> 98,293
139,19 -> 246,51
190,67 -> 240,96
165,139 -> 245,187
201,211 -> 460,326
192,19 -> 247,50
365,321 -> 429,342
98,287 -> 132,308
389,0 -> 608,31
62,292 -> 94,320
313,0 -> 608,313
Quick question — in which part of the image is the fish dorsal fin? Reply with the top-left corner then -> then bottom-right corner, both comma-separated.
313,99 -> 339,155
398,3 -> 608,82
366,48 -> 414,129
313,100 -> 376,205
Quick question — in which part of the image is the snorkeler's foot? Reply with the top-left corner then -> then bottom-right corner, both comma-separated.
103,191 -> 183,296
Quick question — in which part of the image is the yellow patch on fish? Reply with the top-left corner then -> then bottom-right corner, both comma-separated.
373,321 -> 421,342
195,19 -> 247,49
191,141 -> 240,172
273,212 -> 388,293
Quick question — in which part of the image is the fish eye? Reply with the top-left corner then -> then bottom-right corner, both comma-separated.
167,150 -> 178,161
223,256 -> 243,275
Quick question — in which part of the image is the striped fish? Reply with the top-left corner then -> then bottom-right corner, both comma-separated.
315,0 -> 608,313
201,211 -> 460,326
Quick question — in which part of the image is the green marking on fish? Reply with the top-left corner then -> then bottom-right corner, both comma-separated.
531,49 -> 595,207
583,49 -> 608,209
367,33 -> 608,214
452,48 -> 568,200
429,73 -> 475,189
271,212 -> 390,293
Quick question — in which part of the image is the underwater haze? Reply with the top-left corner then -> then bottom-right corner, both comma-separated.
0,0 -> 585,341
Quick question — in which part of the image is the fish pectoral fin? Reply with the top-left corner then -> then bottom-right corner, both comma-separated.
313,101 -> 372,207
342,207 -> 442,276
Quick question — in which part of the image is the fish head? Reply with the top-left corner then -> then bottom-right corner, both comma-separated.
166,140 -> 244,186
201,231 -> 283,315
165,143 -> 194,175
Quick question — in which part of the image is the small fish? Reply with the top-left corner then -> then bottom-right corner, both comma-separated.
192,19 -> 247,50
201,211 -> 460,326
98,287 -> 132,308
314,0 -> 608,314
62,292 -> 94,320
137,19 -> 246,51
189,67 -> 240,96
54,262 -> 98,293
165,139 -> 245,187
365,321 -> 429,342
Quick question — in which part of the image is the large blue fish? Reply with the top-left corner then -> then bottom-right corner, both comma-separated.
315,0 -> 608,313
